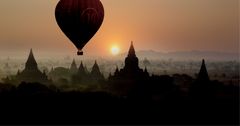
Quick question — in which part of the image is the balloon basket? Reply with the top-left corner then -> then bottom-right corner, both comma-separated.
77,50 -> 83,55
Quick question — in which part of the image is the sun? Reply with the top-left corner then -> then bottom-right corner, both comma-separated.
110,46 -> 120,55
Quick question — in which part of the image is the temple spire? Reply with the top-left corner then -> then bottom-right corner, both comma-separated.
114,66 -> 120,75
144,67 -> 148,73
197,59 -> 210,82
78,61 -> 86,74
124,41 -> 139,70
128,41 -> 136,57
70,59 -> 77,68
90,60 -> 104,80
91,60 -> 101,75
25,48 -> 38,70
70,59 -> 78,73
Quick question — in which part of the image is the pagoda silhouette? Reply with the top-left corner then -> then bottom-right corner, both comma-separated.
189,59 -> 212,97
108,42 -> 150,95
90,61 -> 104,81
72,61 -> 104,85
13,49 -> 49,84
69,59 -> 78,74
110,42 -> 149,79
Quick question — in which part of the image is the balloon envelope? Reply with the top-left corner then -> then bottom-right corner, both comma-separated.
55,0 -> 104,55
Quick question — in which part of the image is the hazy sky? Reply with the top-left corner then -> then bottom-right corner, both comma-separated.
0,0 -> 238,57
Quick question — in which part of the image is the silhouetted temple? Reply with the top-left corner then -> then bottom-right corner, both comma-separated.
110,42 -> 149,79
78,61 -> 88,76
90,61 -> 104,81
72,62 -> 85,84
143,58 -> 151,66
72,61 -> 104,84
108,42 -> 150,95
14,49 -> 49,84
69,59 -> 78,74
190,59 -> 212,97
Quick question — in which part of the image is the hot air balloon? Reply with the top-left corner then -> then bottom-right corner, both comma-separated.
55,0 -> 104,55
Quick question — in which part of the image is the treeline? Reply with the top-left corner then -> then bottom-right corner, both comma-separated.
0,79 -> 238,125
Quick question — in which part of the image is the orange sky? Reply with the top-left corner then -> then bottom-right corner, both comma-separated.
0,0 -> 238,57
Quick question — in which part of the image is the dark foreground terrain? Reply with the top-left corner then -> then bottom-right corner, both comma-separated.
0,82 -> 238,125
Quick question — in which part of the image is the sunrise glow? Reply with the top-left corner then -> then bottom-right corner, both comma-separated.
110,46 -> 120,56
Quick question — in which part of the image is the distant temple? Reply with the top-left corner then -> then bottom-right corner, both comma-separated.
90,61 -> 104,81
3,63 -> 11,75
13,49 -> 49,84
69,59 -> 78,74
48,59 -> 81,84
72,61 -> 105,85
71,61 -> 88,84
